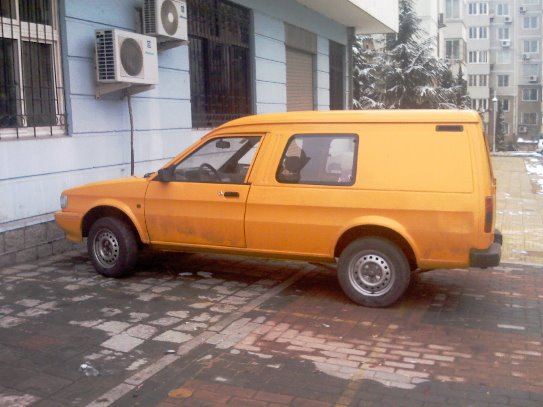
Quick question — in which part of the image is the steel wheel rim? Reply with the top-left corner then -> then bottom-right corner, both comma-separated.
93,228 -> 120,269
348,252 -> 395,296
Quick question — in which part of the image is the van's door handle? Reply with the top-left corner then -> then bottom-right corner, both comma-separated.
223,191 -> 239,198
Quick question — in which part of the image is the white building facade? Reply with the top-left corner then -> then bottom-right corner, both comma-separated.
438,0 -> 542,148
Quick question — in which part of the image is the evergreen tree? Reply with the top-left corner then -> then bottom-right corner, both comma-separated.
353,0 -> 458,109
496,101 -> 506,150
454,67 -> 470,109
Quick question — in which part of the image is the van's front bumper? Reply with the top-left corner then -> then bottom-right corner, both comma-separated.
54,211 -> 83,241
469,230 -> 502,268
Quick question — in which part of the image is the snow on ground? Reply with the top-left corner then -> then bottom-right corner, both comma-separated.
525,156 -> 543,195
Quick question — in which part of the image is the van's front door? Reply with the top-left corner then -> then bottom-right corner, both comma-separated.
144,136 -> 262,248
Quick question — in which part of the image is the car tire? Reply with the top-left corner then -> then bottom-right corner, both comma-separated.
338,237 -> 410,307
87,217 -> 138,278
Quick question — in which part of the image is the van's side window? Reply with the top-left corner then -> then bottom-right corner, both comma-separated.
276,134 -> 358,185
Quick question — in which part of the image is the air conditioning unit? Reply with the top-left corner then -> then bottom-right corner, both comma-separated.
523,53 -> 532,61
143,0 -> 188,42
501,40 -> 510,48
529,75 -> 539,83
519,126 -> 528,133
520,6 -> 526,14
95,29 -> 158,85
504,16 -> 512,23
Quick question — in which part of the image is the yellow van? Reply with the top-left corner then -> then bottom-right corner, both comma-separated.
55,110 -> 501,307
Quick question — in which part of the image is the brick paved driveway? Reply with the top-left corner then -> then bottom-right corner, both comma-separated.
0,249 -> 542,407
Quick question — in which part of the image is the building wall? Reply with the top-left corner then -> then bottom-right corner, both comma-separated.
0,0 -> 350,265
415,0 -> 440,56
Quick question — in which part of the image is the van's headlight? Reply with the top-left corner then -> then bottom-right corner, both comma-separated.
60,194 -> 68,209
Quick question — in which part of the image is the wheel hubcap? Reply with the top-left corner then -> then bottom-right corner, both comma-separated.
93,229 -> 119,268
348,253 -> 394,296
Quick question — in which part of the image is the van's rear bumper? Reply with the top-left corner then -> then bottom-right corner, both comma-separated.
469,230 -> 502,268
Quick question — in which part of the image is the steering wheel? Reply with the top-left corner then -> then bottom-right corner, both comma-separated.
199,163 -> 221,182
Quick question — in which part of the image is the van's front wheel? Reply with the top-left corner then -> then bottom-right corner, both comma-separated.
338,238 -> 410,307
87,217 -> 138,278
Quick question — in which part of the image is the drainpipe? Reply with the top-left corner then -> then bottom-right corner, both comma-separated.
347,27 -> 355,110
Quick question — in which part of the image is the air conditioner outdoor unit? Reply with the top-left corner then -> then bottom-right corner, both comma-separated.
520,6 -> 526,13
529,75 -> 539,83
95,29 -> 158,85
143,0 -> 188,42
504,16 -> 512,23
519,126 -> 528,133
501,40 -> 510,48
523,53 -> 531,60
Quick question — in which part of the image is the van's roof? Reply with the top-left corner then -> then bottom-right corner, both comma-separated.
217,110 -> 481,129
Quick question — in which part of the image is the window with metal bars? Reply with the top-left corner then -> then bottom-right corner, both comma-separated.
0,0 -> 65,139
187,0 -> 252,128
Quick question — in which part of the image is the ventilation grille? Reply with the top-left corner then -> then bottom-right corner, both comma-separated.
96,30 -> 115,81
144,0 -> 157,35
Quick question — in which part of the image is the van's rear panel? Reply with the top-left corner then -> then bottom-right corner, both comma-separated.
356,121 -> 498,269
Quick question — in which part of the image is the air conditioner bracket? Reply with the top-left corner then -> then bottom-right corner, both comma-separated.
157,39 -> 189,52
96,83 -> 155,98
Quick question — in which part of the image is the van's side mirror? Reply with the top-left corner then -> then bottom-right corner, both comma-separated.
156,166 -> 174,182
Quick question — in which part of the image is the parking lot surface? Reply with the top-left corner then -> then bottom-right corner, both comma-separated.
0,250 -> 542,407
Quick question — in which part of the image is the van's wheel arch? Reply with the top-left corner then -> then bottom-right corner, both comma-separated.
87,217 -> 138,278
337,237 -> 410,307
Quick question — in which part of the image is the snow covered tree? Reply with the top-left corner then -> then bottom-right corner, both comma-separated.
353,0 -> 459,110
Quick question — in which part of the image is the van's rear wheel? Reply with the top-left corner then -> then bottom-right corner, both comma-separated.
87,217 -> 138,278
338,238 -> 410,307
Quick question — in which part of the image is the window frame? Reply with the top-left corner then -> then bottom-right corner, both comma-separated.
468,50 -> 488,63
522,88 -> 539,101
497,75 -> 509,87
521,112 -> 538,125
498,27 -> 510,40
275,133 -> 359,186
523,39 -> 540,53
187,0 -> 253,129
445,0 -> 460,18
445,39 -> 461,60
523,15 -> 539,30
0,0 -> 65,140
170,135 -> 263,185
496,3 -> 509,16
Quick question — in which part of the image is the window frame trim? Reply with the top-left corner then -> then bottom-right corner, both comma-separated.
275,133 -> 359,187
167,134 -> 264,185
0,0 -> 65,140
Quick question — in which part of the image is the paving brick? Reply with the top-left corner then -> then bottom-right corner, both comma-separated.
227,398 -> 267,407
292,398 -> 332,407
255,390 -> 293,404
192,389 -> 231,404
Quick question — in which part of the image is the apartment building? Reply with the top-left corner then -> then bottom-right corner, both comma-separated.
416,0 -> 441,57
440,0 -> 542,149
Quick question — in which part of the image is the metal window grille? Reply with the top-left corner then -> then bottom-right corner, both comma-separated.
0,0 -> 65,139
187,0 -> 252,128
